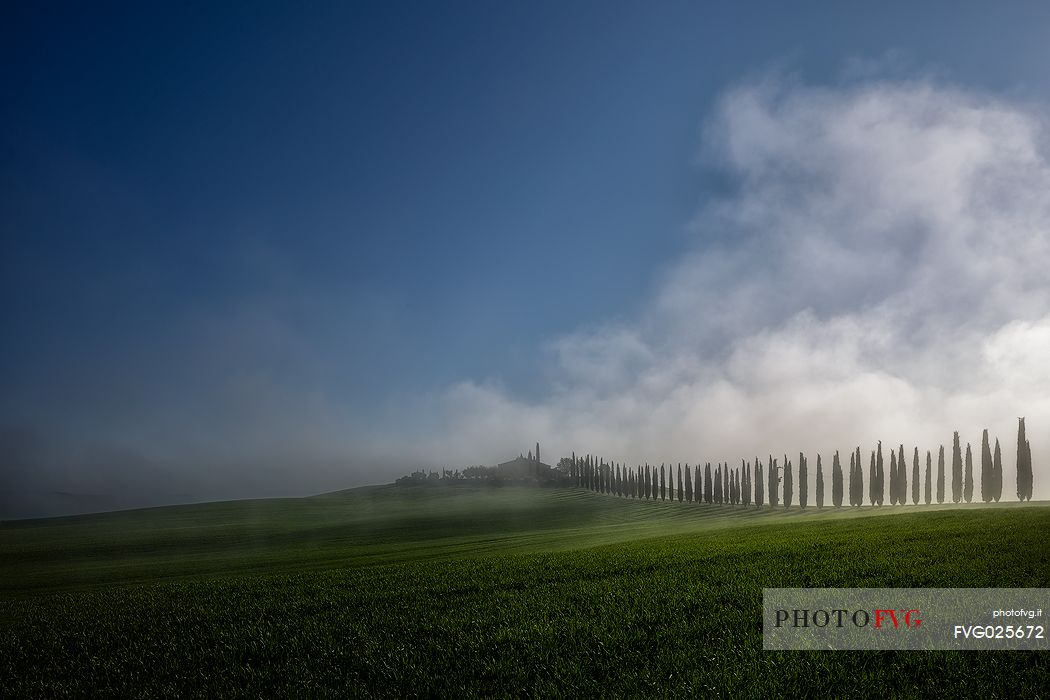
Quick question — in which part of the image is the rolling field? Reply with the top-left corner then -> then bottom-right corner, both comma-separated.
2,485 -> 1049,697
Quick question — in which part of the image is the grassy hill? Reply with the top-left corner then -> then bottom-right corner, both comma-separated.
2,485 -> 1049,696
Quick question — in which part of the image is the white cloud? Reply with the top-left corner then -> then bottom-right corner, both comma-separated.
423,76 -> 1050,499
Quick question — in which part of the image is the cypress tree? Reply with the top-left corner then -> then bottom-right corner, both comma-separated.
964,443 -> 973,503
1024,434 -> 1033,500
855,447 -> 862,506
743,461 -> 751,506
912,447 -> 919,505
952,432 -> 962,503
889,449 -> 898,505
660,464 -> 666,501
981,430 -> 992,502
724,464 -> 730,504
869,447 -> 878,506
876,443 -> 885,506
849,451 -> 857,506
677,463 -> 683,502
715,465 -> 722,503
704,463 -> 712,504
685,462 -> 692,502
695,464 -> 702,503
769,457 -> 779,507
832,451 -> 843,507
1017,417 -> 1033,501
755,459 -> 764,507
924,450 -> 932,505
816,454 -> 824,508
653,465 -> 659,501
937,446 -> 945,504
993,438 -> 1003,502
784,458 -> 793,508
898,445 -> 907,506
644,464 -> 651,499
738,462 -> 745,505
799,453 -> 808,509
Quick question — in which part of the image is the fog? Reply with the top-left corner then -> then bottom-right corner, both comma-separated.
4,75 -> 1050,518
415,76 -> 1050,500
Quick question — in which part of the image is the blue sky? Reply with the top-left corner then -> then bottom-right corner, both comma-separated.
5,2 -> 1050,515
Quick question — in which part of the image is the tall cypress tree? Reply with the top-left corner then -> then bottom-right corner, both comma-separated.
869,446 -> 878,506
695,464 -> 702,503
898,445 -> 907,506
964,443 -> 973,503
832,451 -> 843,507
876,443 -> 885,506
704,463 -> 712,504
816,454 -> 824,508
849,451 -> 857,506
755,459 -> 764,507
684,462 -> 692,502
855,447 -> 862,506
952,432 -> 963,503
724,464 -> 730,505
937,446 -> 945,504
784,458 -> 793,508
993,438 -> 1003,502
660,464 -> 666,501
677,463 -> 683,502
912,447 -> 920,505
747,463 -> 752,505
1017,417 -> 1033,501
924,450 -> 932,505
769,457 -> 779,507
739,462 -> 746,505
981,429 -> 992,503
889,449 -> 898,505
644,464 -> 651,499
799,453 -> 808,509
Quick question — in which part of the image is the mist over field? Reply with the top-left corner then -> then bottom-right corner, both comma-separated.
422,78 -> 1050,496
6,61 -> 1050,514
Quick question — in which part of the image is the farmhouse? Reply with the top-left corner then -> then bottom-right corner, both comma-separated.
496,442 -> 553,479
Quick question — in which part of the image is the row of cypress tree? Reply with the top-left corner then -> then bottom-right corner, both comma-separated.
569,419 -> 1036,505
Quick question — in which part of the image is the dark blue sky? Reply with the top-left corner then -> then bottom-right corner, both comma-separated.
5,2 -> 1050,513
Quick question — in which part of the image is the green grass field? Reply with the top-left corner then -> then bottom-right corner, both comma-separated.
2,485 -> 1049,697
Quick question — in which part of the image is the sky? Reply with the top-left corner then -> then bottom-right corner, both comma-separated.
4,2 -> 1050,517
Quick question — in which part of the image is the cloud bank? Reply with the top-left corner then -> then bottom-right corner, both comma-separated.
6,73 -> 1050,517
423,76 -> 1050,499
